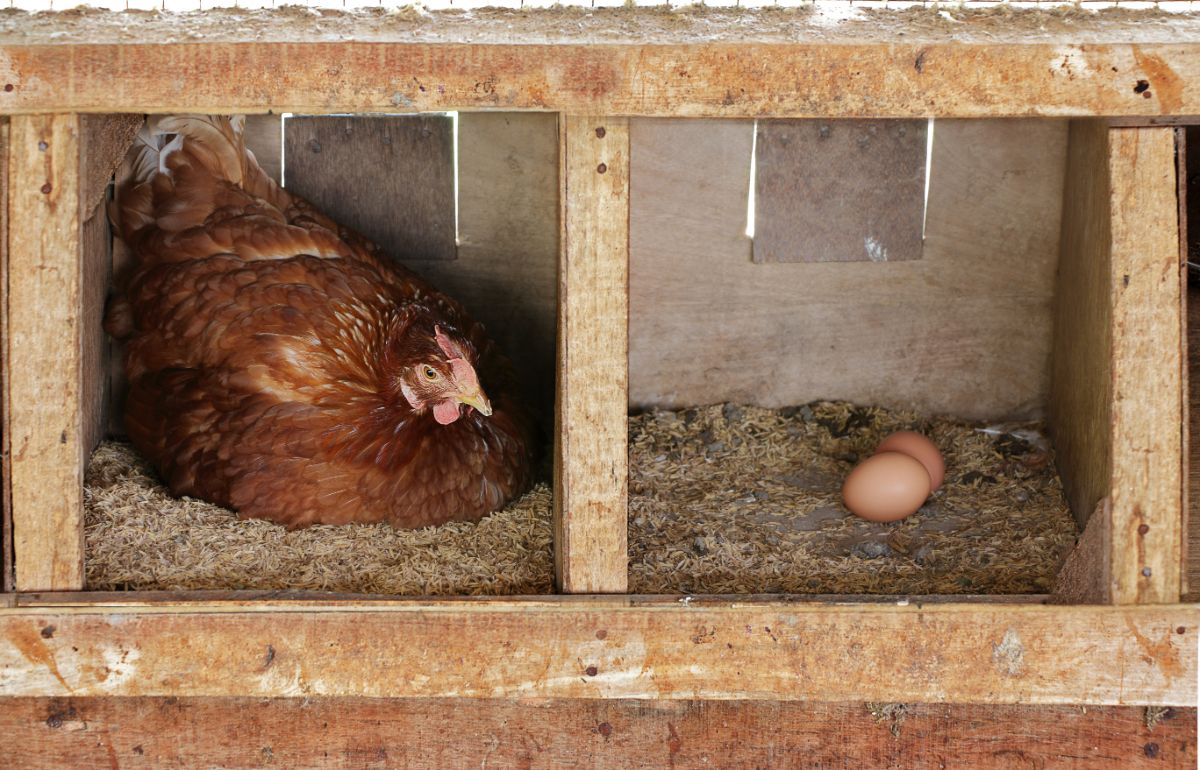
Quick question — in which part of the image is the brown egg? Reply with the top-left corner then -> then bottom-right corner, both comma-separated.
876,431 -> 945,491
841,451 -> 932,523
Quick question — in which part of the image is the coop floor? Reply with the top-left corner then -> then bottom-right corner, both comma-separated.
84,401 -> 1077,595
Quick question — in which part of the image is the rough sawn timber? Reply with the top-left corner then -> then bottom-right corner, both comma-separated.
6,115 -> 84,593
0,600 -> 1194,705
0,10 -> 1198,117
0,698 -> 1195,769
555,115 -> 629,594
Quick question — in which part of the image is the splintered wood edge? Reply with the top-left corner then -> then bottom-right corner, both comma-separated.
6,115 -> 85,592
0,601 -> 1194,705
555,115 -> 629,594
0,40 -> 1197,118
1109,127 -> 1184,605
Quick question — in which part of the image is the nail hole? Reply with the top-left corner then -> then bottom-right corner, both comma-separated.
595,127 -> 606,138
4,84 -> 13,92
1134,80 -> 1150,93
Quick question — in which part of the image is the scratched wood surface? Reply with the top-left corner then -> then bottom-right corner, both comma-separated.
1107,127 -> 1183,605
0,117 -> 8,594
555,115 -> 629,594
0,11 -> 1197,117
0,601 -> 1193,704
7,115 -> 85,592
0,698 -> 1194,770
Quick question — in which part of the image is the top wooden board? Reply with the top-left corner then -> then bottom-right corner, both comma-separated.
0,9 -> 1197,118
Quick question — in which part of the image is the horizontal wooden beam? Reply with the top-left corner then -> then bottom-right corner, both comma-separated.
0,697 -> 1194,769
0,599 -> 1194,705
0,9 -> 1197,117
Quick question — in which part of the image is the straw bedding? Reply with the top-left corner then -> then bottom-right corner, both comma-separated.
85,401 -> 1076,595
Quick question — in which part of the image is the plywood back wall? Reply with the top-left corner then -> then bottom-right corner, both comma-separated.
629,118 -> 1069,421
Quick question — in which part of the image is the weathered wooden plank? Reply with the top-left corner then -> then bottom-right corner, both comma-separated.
555,115 -> 629,595
0,698 -> 1194,770
1189,280 -> 1200,601
284,115 -> 457,262
752,119 -> 927,264
0,14 -> 1197,118
1109,127 -> 1184,605
0,117 -> 9,594
630,118 -> 1065,419
1053,498 -> 1112,604
0,602 -> 1194,704
242,113 -> 282,184
1051,120 -> 1114,532
77,114 -> 141,220
7,114 -> 84,592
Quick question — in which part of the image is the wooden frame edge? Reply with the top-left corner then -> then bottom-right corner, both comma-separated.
0,599 -> 1194,705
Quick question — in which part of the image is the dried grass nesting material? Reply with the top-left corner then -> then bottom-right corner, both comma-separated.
628,401 -> 1078,595
85,442 -> 553,595
86,400 -> 1077,596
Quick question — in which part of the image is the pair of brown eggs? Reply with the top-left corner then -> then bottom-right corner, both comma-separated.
841,431 -> 946,523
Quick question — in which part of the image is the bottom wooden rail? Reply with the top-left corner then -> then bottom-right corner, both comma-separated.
0,697 -> 1194,770
0,599 -> 1196,705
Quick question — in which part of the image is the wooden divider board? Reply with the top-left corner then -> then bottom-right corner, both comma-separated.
1109,126 -> 1184,605
7,115 -> 84,592
1052,121 -> 1115,536
555,115 -> 629,594
1052,123 -> 1184,605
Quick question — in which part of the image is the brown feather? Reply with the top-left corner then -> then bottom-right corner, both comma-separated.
108,115 -> 536,528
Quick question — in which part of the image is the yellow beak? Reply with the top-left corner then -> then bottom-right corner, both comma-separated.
458,389 -> 493,417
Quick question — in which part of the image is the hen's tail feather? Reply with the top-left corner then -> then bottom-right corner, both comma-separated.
111,115 -> 290,243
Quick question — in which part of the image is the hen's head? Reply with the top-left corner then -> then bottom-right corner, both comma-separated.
394,323 -> 492,426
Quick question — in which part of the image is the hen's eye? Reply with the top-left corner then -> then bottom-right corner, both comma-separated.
422,366 -> 438,381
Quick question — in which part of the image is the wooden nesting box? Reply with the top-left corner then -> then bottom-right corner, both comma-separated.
0,7 -> 1197,766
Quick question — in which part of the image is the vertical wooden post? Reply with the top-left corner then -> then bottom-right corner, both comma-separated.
7,114 -> 85,592
554,115 -> 629,594
1108,126 -> 1183,605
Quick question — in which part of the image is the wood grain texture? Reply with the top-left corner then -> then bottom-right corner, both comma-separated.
1189,281 -> 1200,601
1053,498 -> 1113,604
0,698 -> 1194,770
0,9 -> 1198,118
77,114 -> 140,221
753,119 -> 927,264
0,117 -> 9,594
630,118 -> 1065,420
555,115 -> 628,594
407,112 -> 559,429
284,115 -> 457,262
1109,126 -> 1184,605
1051,120 -> 1114,531
7,115 -> 84,592
0,601 -> 1194,704
242,113 -> 282,184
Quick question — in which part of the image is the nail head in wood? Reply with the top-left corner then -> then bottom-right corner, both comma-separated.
597,163 -> 607,174
595,127 -> 606,138
40,183 -> 51,194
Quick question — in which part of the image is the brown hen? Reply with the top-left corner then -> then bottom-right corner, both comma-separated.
106,115 -> 536,529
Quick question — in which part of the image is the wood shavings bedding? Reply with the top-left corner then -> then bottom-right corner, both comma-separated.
85,401 -> 1077,595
